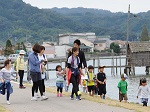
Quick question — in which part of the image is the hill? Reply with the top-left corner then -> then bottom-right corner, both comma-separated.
0,0 -> 150,45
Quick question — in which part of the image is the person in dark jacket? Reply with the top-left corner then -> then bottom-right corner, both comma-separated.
67,39 -> 87,69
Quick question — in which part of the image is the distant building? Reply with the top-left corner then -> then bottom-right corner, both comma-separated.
79,38 -> 94,52
113,40 -> 126,55
94,40 -> 107,51
58,33 -> 96,45
24,43 -> 32,52
127,42 -> 150,67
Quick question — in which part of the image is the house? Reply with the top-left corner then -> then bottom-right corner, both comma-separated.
127,42 -> 150,67
94,40 -> 107,51
24,43 -> 32,52
113,40 -> 126,55
58,33 -> 96,45
42,43 -> 55,59
79,38 -> 94,52
54,45 -> 72,57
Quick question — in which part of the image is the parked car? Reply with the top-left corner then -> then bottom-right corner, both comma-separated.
8,54 -> 19,62
0,55 -> 6,64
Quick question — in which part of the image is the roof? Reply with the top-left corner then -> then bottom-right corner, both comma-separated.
128,42 -> 150,52
67,44 -> 92,49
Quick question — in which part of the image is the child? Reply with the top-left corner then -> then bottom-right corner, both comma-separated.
94,75 -> 98,95
96,65 -> 106,99
87,65 -> 95,96
67,47 -> 83,100
118,74 -> 128,102
0,59 -> 17,105
137,78 -> 150,106
82,79 -> 87,93
56,65 -> 65,97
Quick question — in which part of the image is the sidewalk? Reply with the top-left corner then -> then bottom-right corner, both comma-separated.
0,82 -> 134,112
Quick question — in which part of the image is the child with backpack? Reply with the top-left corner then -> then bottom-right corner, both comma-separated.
56,65 -> 66,97
0,59 -> 17,105
137,78 -> 150,106
86,65 -> 95,96
16,50 -> 26,89
118,74 -> 128,102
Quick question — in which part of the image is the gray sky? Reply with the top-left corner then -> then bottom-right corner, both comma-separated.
23,0 -> 150,13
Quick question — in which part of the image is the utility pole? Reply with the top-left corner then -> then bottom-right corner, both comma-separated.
126,4 -> 130,66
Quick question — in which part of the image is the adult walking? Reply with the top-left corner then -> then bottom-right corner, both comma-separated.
73,39 -> 87,69
16,50 -> 26,89
28,44 -> 48,101
35,46 -> 47,97
66,39 -> 87,93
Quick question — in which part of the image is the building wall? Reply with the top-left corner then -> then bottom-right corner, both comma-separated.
95,43 -> 107,51
59,36 -> 70,45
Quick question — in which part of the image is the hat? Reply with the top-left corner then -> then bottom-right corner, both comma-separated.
121,74 -> 128,79
19,50 -> 25,55
98,65 -> 106,69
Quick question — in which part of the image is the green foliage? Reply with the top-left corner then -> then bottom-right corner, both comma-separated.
140,24 -> 149,41
0,1 -> 150,44
110,43 -> 120,54
4,39 -> 14,55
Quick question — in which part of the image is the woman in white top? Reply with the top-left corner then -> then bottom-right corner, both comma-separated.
35,46 -> 47,97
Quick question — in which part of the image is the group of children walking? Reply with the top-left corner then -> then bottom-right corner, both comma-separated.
0,39 -> 150,107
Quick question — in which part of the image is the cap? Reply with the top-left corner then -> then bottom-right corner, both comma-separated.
98,65 -> 106,69
121,74 -> 128,79
19,50 -> 25,55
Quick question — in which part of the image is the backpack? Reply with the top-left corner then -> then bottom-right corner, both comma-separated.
13,57 -> 21,71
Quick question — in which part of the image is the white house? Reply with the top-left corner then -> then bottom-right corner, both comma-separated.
58,33 -> 96,45
79,38 -> 94,52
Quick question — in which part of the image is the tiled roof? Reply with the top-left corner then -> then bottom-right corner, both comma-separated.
129,42 -> 150,52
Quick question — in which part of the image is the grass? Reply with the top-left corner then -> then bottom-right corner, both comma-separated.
26,83 -> 150,112
0,105 -> 8,112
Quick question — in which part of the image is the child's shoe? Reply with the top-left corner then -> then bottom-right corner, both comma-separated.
59,93 -> 62,97
76,96 -> 81,101
57,93 -> 59,97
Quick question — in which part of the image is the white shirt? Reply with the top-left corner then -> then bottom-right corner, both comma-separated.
137,85 -> 150,98
38,54 -> 47,79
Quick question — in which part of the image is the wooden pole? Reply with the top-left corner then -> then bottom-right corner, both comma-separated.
120,54 -> 121,75
116,56 -> 118,75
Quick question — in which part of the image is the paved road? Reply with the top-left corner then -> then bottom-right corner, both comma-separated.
0,82 -> 134,112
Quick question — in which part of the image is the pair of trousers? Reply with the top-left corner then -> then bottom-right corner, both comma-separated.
70,74 -> 79,96
18,70 -> 24,86
32,80 -> 43,97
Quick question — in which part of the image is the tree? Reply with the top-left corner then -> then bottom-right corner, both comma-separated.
4,39 -> 14,55
140,24 -> 149,41
110,42 -> 120,54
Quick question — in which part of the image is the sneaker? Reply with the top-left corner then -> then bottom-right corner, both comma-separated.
19,86 -> 26,89
6,101 -> 10,105
57,93 -> 59,97
31,97 -> 37,101
35,93 -> 40,98
59,93 -> 62,97
103,95 -> 105,99
76,96 -> 81,101
41,95 -> 48,101
70,95 -> 74,100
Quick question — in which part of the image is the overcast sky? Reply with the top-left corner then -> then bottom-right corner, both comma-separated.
23,0 -> 150,13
